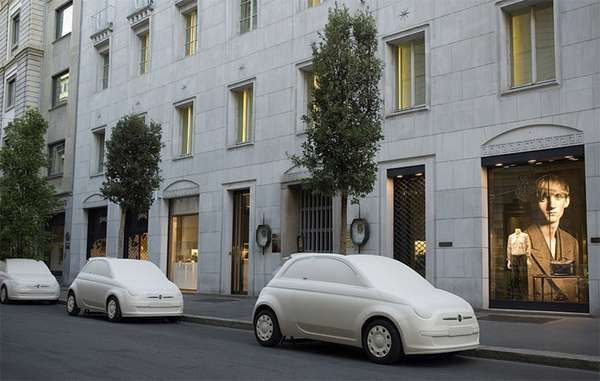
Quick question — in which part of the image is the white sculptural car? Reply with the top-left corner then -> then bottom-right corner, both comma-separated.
0,258 -> 60,304
253,254 -> 479,364
66,258 -> 183,322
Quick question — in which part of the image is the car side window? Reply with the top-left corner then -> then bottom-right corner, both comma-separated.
82,261 -> 97,275
95,261 -> 111,278
311,258 -> 363,287
281,258 -> 313,280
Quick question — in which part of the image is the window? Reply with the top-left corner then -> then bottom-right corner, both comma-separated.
100,51 -> 110,89
311,258 -> 363,286
168,197 -> 199,291
239,0 -> 257,34
233,85 -> 253,144
486,149 -> 588,312
6,77 -> 16,109
93,129 -> 105,174
139,32 -> 150,74
394,35 -> 425,110
52,71 -> 69,106
298,189 -> 332,253
507,2 -> 555,87
11,13 -> 19,48
305,71 -> 317,127
48,141 -> 65,176
178,104 -> 193,156
55,2 -> 73,39
184,10 -> 197,56
94,260 -> 111,278
307,0 -> 322,7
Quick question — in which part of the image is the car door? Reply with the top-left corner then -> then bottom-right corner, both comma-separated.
293,257 -> 372,344
76,262 -> 98,308
87,260 -> 112,308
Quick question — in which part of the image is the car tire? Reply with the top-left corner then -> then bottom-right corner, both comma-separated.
254,308 -> 283,347
0,286 -> 10,304
106,296 -> 122,322
66,292 -> 80,316
362,318 -> 403,365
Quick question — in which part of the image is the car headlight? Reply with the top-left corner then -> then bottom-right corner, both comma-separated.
127,289 -> 139,297
412,306 -> 432,319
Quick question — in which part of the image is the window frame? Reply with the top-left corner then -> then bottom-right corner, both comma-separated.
48,140 -> 65,177
100,50 -> 110,90
91,128 -> 106,176
52,70 -> 70,107
497,0 -> 560,94
55,1 -> 73,40
184,9 -> 198,57
239,0 -> 258,34
228,80 -> 255,147
5,76 -> 16,109
10,12 -> 20,49
174,100 -> 195,158
383,26 -> 430,117
139,32 -> 150,75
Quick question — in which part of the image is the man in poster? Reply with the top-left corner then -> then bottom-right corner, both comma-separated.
526,175 -> 579,302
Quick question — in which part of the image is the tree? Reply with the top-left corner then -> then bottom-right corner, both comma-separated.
0,109 -> 59,260
291,5 -> 383,254
100,114 -> 163,255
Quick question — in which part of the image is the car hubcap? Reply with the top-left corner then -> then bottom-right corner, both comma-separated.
67,295 -> 75,311
367,325 -> 392,358
108,300 -> 116,319
256,314 -> 274,341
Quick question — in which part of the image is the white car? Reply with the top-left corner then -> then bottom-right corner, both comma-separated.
66,258 -> 183,322
0,258 -> 60,304
253,254 -> 479,364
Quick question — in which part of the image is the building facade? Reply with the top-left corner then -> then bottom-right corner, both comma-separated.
70,0 -> 600,315
0,0 -> 80,282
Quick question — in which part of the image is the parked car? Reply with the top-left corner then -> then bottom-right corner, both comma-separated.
0,258 -> 60,304
253,254 -> 479,364
66,258 -> 183,322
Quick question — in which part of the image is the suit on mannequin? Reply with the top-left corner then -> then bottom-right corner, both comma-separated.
506,228 -> 531,300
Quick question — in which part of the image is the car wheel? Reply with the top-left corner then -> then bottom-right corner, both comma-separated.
254,308 -> 283,347
66,292 -> 80,316
0,286 -> 9,304
106,297 -> 122,322
362,318 -> 403,364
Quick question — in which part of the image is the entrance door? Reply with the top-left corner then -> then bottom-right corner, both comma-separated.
393,167 -> 426,277
86,207 -> 107,259
124,211 -> 149,260
231,189 -> 250,295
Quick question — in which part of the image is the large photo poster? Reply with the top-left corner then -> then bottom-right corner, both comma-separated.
488,156 -> 588,311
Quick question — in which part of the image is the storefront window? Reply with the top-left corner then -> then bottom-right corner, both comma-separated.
168,197 -> 198,291
487,149 -> 588,312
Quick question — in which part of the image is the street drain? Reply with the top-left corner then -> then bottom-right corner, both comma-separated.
477,314 -> 559,324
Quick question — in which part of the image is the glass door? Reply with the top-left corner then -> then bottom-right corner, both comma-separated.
168,213 -> 198,291
231,189 -> 250,295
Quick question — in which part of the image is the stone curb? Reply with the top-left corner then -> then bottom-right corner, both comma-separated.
180,313 -> 600,372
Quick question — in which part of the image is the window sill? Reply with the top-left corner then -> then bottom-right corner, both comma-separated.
227,141 -> 254,150
90,172 -> 104,178
501,80 -> 559,96
385,104 -> 429,118
47,174 -> 63,180
53,32 -> 71,44
48,102 -> 67,112
173,154 -> 193,161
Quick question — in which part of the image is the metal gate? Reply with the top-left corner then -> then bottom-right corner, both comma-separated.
393,172 -> 426,277
299,190 -> 332,253
124,211 -> 149,260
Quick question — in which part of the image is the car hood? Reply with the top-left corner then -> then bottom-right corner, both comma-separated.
11,274 -> 58,285
380,287 -> 473,319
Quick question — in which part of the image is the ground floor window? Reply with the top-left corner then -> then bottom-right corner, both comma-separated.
46,212 -> 65,275
168,197 -> 198,291
486,147 -> 588,312
298,188 -> 332,253
86,207 -> 107,259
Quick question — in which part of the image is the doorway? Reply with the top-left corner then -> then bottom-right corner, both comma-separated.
124,211 -> 149,260
231,189 -> 250,295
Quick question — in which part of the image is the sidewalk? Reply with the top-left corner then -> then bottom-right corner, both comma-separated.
59,289 -> 599,371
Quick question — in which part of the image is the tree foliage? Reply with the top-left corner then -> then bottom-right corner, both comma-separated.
101,114 -> 163,215
0,109 -> 59,259
290,5 -> 383,253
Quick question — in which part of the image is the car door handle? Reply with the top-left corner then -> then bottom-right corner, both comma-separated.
302,277 -> 308,280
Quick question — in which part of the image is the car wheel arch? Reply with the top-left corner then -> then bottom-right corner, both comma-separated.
361,315 -> 406,353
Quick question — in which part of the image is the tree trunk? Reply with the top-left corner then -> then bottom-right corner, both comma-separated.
339,193 -> 348,255
117,208 -> 126,258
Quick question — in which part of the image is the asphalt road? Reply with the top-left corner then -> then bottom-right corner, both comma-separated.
1,303 -> 597,381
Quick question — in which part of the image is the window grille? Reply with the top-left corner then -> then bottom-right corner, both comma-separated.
299,190 -> 332,253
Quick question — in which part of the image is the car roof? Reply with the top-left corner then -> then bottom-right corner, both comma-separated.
4,258 -> 43,263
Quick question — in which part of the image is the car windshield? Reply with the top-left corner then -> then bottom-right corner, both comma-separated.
348,255 -> 433,293
7,260 -> 51,275
110,260 -> 166,281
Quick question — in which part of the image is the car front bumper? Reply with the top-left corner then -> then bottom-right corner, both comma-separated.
120,297 -> 184,317
10,289 -> 60,301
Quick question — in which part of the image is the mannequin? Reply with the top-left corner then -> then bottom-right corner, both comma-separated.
506,228 -> 531,300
